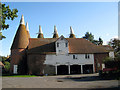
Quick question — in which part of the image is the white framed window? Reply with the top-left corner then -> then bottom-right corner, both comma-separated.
73,55 -> 78,59
13,65 -> 18,74
85,54 -> 90,59
61,37 -> 63,40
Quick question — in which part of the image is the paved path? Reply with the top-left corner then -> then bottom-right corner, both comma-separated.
2,73 -> 119,88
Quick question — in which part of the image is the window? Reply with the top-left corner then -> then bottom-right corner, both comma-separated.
88,54 -> 90,59
85,54 -> 87,59
73,55 -> 77,59
73,55 -> 75,59
13,65 -> 18,74
59,50 -> 62,52
57,43 -> 59,47
61,37 -> 63,40
85,54 -> 90,59
65,43 -> 68,47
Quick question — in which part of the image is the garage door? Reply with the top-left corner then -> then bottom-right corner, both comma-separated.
83,64 -> 93,74
70,65 -> 81,74
57,65 -> 68,75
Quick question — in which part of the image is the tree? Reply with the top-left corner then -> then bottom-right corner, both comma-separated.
103,57 -> 113,63
4,61 -> 10,72
83,32 -> 103,45
98,37 -> 103,45
83,32 -> 94,42
0,3 -> 18,40
108,38 -> 120,55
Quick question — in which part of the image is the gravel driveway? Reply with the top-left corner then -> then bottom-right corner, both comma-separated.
2,73 -> 119,89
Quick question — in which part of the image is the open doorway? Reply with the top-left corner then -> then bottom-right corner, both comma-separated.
57,65 -> 68,75
83,64 -> 93,74
70,65 -> 81,74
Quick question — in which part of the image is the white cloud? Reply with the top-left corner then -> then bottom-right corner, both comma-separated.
103,41 -> 108,45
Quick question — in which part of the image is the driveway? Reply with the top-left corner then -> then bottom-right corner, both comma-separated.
2,73 -> 119,89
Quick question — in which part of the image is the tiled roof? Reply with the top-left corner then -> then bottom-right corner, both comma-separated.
99,45 -> 114,51
28,38 -> 57,54
66,38 -> 108,54
28,38 -> 108,54
11,24 -> 29,49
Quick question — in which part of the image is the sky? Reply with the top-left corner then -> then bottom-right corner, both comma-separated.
1,2 -> 118,56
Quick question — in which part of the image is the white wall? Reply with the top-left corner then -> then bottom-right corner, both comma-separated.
109,51 -> 114,58
44,36 -> 95,73
56,36 -> 69,54
45,54 -> 94,66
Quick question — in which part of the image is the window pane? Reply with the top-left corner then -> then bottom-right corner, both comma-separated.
57,43 -> 59,47
66,43 -> 68,47
88,54 -> 90,59
85,54 -> 87,59
75,55 -> 78,59
73,55 -> 75,59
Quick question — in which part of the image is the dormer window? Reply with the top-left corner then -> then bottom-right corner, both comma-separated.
61,37 -> 63,40
57,43 -> 59,47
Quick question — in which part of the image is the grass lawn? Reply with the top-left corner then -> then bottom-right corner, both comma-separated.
2,74 -> 38,77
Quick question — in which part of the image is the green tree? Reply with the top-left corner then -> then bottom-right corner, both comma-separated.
108,38 -> 120,55
83,32 -> 94,42
83,32 -> 103,45
92,40 -> 99,45
2,56 -> 8,64
103,57 -> 113,63
4,61 -> 10,72
0,3 -> 18,40
98,37 -> 103,45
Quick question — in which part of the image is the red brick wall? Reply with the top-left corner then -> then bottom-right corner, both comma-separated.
27,53 -> 46,75
10,49 -> 27,74
94,53 -> 109,72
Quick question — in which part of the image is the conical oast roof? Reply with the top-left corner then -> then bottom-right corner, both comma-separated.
11,15 -> 29,49
53,25 -> 59,38
69,26 -> 76,38
26,22 -> 30,38
37,25 -> 44,38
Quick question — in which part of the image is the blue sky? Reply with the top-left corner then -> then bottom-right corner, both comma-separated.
1,2 -> 118,56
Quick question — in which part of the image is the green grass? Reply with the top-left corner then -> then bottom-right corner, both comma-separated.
2,75 -> 38,77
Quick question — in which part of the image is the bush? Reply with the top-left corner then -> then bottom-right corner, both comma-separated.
103,57 -> 113,63
3,61 -> 10,74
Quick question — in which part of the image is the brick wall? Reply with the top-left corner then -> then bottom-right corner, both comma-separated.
44,65 -> 55,75
94,53 -> 109,72
10,49 -> 27,74
27,54 -> 46,75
